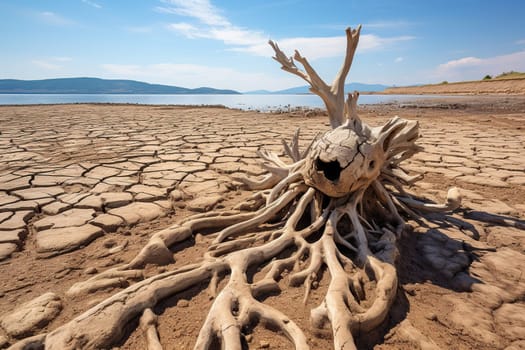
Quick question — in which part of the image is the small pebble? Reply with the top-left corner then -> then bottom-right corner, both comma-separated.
85,267 -> 98,275
177,299 -> 189,308
108,240 -> 128,254
103,238 -> 117,248
170,190 -> 185,201
425,312 -> 438,321
259,340 -> 270,349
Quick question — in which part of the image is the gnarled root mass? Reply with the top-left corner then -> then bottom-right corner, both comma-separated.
21,126 -> 459,350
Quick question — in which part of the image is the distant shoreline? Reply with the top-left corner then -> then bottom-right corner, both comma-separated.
383,77 -> 525,95
1,95 -> 524,114
0,93 -> 482,111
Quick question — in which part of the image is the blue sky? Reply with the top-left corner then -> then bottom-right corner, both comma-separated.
1,0 -> 525,91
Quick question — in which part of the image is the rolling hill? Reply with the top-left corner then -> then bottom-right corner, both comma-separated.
0,78 -> 241,94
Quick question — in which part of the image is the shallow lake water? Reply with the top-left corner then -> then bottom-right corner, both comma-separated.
0,93 -> 466,111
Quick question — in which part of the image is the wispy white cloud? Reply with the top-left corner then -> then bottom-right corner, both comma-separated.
438,56 -> 482,69
156,0 -> 229,26
208,27 -> 267,46
53,56 -> 73,62
100,62 -> 298,91
516,39 -> 525,45
167,22 -> 200,37
395,56 -> 404,63
433,51 -> 525,81
31,57 -> 73,70
162,0 -> 413,60
32,60 -> 61,70
167,22 -> 267,46
161,0 -> 267,48
147,0 -> 417,89
81,0 -> 102,9
38,11 -> 74,26
231,34 -> 414,60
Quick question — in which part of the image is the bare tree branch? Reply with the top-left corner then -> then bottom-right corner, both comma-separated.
269,26 -> 362,129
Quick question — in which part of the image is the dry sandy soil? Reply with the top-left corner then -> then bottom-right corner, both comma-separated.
0,98 -> 524,349
383,78 -> 525,95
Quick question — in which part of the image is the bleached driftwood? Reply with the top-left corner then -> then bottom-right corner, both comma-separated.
14,26 -> 460,350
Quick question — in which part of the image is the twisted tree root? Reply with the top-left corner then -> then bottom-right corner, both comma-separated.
139,309 -> 163,350
14,121 -> 458,350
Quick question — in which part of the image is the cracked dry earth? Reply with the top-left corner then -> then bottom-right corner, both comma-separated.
0,101 -> 524,350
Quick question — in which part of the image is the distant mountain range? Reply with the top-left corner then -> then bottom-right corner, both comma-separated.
0,78 -> 241,94
246,82 -> 390,94
0,77 -> 390,95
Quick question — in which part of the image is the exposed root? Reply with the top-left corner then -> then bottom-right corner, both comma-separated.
139,309 -> 163,350
42,130 -> 439,348
396,187 -> 462,213
234,172 -> 281,190
7,334 -> 46,350
67,269 -> 143,296
46,263 -> 222,349
37,116 -> 453,349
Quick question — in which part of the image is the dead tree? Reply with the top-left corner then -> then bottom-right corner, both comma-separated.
14,26 -> 460,350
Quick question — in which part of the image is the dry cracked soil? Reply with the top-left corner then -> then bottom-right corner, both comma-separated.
0,99 -> 524,349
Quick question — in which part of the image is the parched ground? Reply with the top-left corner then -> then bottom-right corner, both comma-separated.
0,100 -> 524,349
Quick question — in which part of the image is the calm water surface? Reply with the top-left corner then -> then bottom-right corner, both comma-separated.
0,94 -> 462,111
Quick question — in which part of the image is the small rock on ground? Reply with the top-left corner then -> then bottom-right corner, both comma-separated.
0,242 -> 17,261
0,292 -> 62,338
187,195 -> 223,212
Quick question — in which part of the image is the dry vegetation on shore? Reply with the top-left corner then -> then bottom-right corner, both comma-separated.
384,74 -> 525,95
